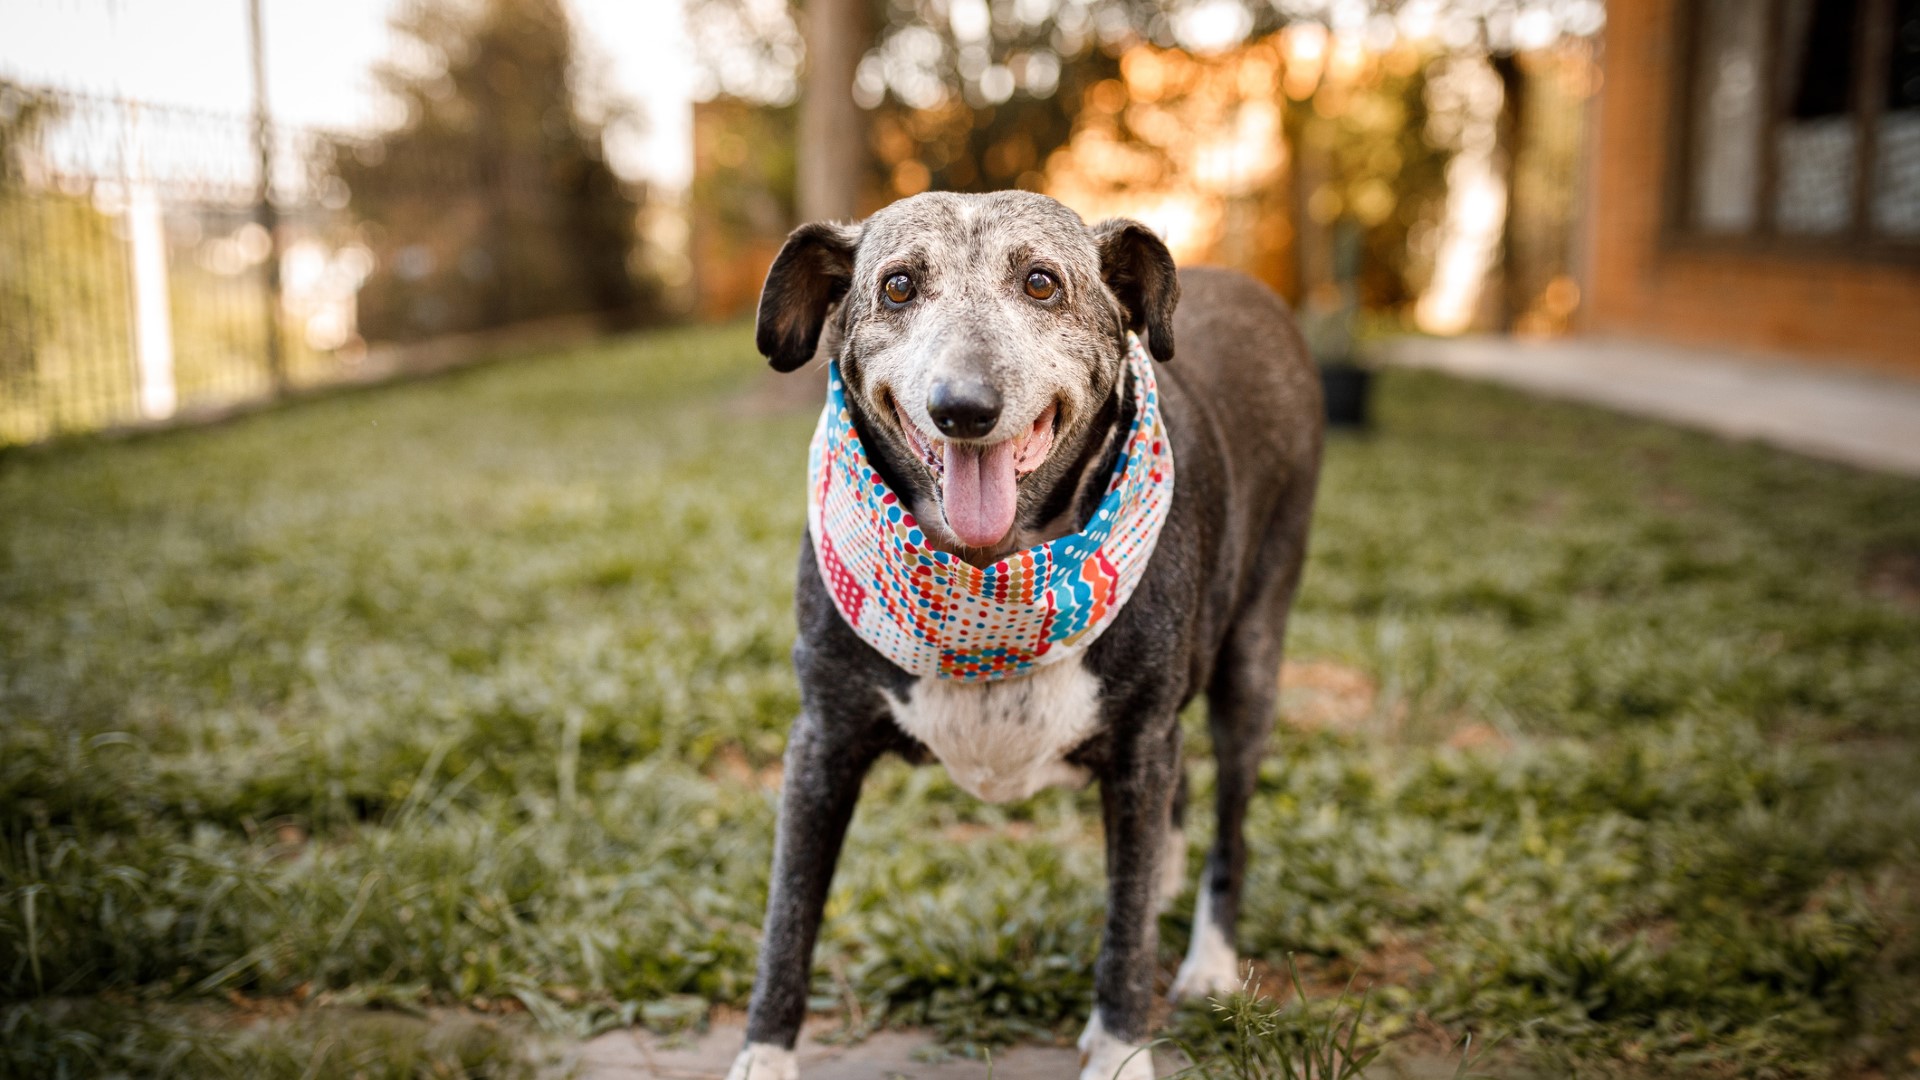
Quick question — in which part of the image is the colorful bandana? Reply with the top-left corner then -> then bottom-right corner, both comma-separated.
806,332 -> 1175,682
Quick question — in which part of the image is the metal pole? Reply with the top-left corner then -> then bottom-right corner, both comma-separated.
248,0 -> 286,395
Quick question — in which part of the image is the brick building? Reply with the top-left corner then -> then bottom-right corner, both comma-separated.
1584,0 -> 1920,374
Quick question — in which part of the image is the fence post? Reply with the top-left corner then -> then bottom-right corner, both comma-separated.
248,0 -> 287,396
118,101 -> 178,423
127,163 -> 178,421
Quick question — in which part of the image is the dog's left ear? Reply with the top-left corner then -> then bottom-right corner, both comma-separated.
756,221 -> 861,372
1092,218 -> 1179,362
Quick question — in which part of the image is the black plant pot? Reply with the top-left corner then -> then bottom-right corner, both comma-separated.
1320,362 -> 1373,430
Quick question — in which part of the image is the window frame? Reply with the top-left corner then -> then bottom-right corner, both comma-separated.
1663,0 -> 1920,263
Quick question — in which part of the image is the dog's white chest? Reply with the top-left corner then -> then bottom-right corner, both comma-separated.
884,659 -> 1102,803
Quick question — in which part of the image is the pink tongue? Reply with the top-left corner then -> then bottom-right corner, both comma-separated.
942,440 -> 1018,548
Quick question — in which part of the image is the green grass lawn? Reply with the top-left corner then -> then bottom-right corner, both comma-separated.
3,324 -> 1918,1078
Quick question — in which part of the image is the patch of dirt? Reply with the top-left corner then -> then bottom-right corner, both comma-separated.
1277,661 -> 1511,751
1864,548 -> 1920,612
462,993 -> 530,1015
707,745 -> 783,790
1278,660 -> 1379,734
1530,491 -> 1569,524
218,988 -> 305,1020
1442,721 -> 1510,753
1359,931 -> 1441,988
1650,486 -> 1696,512
1270,932 -> 1438,1005
941,821 -> 1036,843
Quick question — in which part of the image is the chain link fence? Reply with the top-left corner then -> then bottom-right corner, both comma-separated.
0,84 -> 361,442
0,75 -> 652,446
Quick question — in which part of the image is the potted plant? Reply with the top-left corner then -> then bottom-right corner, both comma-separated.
1304,219 -> 1374,430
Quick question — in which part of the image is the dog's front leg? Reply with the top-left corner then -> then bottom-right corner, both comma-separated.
1080,722 -> 1180,1080
728,713 -> 879,1080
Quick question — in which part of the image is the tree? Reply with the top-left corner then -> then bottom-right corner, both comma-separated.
688,0 -> 1601,329
690,0 -> 1121,215
1268,0 -> 1606,329
798,0 -> 870,220
847,0 -> 1591,299
332,0 -> 655,341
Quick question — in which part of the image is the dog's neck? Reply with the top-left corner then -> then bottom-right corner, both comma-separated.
847,361 -> 1134,568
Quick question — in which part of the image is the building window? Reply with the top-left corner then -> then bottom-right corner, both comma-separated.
1675,0 -> 1920,249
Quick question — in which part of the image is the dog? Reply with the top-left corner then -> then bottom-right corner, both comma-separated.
730,190 -> 1323,1080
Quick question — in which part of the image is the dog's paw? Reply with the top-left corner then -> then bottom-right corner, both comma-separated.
1077,1010 -> 1155,1080
724,1043 -> 798,1080
1169,891 -> 1240,1003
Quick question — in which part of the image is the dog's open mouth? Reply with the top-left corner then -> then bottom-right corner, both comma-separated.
893,400 -> 1058,548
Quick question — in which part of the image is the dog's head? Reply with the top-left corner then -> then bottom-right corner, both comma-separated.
756,191 -> 1178,553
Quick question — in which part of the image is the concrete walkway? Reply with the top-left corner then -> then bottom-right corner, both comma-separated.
567,1019 -> 1467,1080
560,1014 -> 1474,1068
1375,335 -> 1920,477
572,1023 -> 1086,1080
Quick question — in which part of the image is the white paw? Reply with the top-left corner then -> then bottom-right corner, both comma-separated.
1169,889 -> 1241,1003
1078,1009 -> 1156,1080
1156,828 -> 1187,913
724,1042 -> 798,1080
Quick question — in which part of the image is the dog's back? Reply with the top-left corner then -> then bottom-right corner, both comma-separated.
1144,265 -> 1324,692
1165,266 -> 1323,492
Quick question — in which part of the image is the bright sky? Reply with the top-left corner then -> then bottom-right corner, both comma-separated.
0,0 -> 696,188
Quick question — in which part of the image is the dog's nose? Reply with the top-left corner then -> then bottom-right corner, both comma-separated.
926,379 -> 1002,440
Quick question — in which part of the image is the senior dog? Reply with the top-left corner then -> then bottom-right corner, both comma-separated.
730,191 -> 1323,1080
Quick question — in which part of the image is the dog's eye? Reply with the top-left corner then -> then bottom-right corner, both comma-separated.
883,273 -> 915,306
1024,271 -> 1057,301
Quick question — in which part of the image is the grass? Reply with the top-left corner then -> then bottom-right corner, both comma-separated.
1163,960 -> 1383,1080
1,999 -> 542,1079
2,322 -> 1918,1078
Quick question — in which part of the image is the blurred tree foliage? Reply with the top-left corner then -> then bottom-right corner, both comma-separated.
1286,48 -> 1451,314
867,52 -> 1121,197
689,0 -> 1125,209
688,99 -> 799,319
860,1 -> 1123,198
1502,44 -> 1598,335
687,0 -> 1600,325
0,81 -> 58,187
331,0 -> 657,342
693,104 -> 799,234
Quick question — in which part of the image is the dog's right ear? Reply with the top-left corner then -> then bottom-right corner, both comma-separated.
1092,217 -> 1179,362
756,221 -> 861,372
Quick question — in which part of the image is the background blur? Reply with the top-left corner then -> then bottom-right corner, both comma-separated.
7,0 -> 1914,445
5,4 -> 1920,1078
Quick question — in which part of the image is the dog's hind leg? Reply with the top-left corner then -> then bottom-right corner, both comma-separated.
1081,717 -> 1182,1080
1171,533 -> 1308,1002
1157,767 -> 1190,912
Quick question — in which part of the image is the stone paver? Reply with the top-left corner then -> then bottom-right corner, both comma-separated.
570,1022 -> 1088,1080
1376,335 -> 1920,477
565,1019 -> 1471,1080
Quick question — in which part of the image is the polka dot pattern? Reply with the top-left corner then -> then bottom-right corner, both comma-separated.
805,333 -> 1175,682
